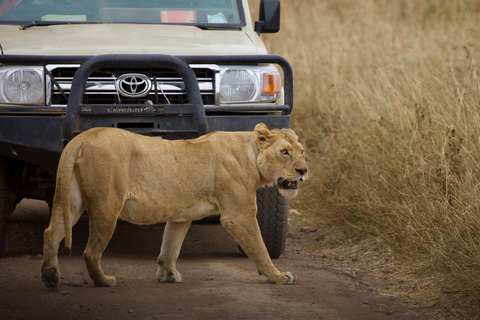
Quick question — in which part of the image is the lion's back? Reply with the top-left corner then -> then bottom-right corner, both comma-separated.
62,128 -> 257,195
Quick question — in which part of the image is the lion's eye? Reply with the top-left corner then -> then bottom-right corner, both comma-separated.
302,150 -> 305,155
281,149 -> 289,155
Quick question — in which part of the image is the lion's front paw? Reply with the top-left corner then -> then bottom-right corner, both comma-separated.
268,272 -> 296,285
41,266 -> 61,288
283,272 -> 296,284
156,267 -> 182,283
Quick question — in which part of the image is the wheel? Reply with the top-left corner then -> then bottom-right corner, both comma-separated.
255,186 -> 289,259
0,156 -> 8,254
0,156 -> 23,254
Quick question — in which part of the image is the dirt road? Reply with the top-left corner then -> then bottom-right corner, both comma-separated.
0,200 -> 427,320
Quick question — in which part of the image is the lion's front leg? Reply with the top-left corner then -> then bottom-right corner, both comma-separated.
156,221 -> 191,283
221,213 -> 296,285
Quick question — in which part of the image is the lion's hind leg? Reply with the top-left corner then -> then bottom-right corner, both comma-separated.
42,184 -> 84,288
42,202 -> 63,288
83,211 -> 118,287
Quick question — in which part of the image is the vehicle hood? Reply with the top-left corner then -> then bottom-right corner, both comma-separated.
0,24 -> 267,56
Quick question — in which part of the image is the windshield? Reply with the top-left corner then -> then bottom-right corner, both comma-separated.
0,0 -> 245,28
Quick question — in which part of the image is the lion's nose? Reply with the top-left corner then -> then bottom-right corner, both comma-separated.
296,168 -> 307,176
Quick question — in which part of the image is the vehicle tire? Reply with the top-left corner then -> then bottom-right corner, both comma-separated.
0,156 -> 8,254
255,186 -> 288,259
0,156 -> 22,254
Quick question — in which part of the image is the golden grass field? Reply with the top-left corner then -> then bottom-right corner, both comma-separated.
250,0 -> 480,317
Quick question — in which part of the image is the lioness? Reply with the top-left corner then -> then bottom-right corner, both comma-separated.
41,123 -> 307,287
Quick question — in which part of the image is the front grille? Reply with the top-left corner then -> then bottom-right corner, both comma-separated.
47,66 -> 216,106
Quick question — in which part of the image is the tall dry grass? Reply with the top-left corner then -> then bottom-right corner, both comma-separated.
250,0 -> 480,316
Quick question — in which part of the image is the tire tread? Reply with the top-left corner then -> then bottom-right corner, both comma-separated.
256,186 -> 288,259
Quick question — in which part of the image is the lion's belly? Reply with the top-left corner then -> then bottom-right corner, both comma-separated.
118,198 -> 219,225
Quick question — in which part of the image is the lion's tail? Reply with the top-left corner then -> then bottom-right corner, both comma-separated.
58,139 -> 84,256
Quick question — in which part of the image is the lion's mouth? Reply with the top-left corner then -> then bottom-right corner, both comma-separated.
278,178 -> 299,190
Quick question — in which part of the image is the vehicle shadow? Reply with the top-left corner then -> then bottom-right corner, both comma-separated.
4,199 -> 242,260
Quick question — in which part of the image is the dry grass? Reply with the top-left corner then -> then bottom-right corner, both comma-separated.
249,0 -> 480,317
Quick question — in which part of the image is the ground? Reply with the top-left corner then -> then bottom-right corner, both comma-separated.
0,200 -> 431,320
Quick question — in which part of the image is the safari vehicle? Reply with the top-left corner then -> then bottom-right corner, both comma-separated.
0,0 -> 293,258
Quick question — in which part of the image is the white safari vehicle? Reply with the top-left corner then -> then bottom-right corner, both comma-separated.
0,0 -> 294,258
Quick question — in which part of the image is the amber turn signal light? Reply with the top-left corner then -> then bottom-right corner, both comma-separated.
263,73 -> 281,95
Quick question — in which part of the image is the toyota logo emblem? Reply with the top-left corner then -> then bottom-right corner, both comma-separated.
116,74 -> 151,98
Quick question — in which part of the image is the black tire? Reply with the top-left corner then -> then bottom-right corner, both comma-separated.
0,156 -> 22,254
0,156 -> 8,254
256,186 -> 288,259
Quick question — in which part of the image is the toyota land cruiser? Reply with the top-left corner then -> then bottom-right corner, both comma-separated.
0,0 -> 293,258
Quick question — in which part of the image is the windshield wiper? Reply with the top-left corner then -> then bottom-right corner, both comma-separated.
19,21 -> 84,30
194,23 -> 241,31
19,21 -> 42,30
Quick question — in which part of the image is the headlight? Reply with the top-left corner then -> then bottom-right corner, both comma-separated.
0,66 -> 49,105
219,66 -> 281,104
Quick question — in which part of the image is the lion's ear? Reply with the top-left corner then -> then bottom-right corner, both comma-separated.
254,123 -> 271,148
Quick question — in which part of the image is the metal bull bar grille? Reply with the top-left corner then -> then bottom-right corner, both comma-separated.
62,54 -> 208,143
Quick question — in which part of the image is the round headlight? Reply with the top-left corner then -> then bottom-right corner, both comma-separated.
220,69 -> 256,103
4,68 -> 44,104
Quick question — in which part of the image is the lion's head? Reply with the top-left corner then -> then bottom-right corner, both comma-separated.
255,123 -> 308,198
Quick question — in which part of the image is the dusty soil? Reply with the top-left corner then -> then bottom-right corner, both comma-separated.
0,200 -> 430,320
